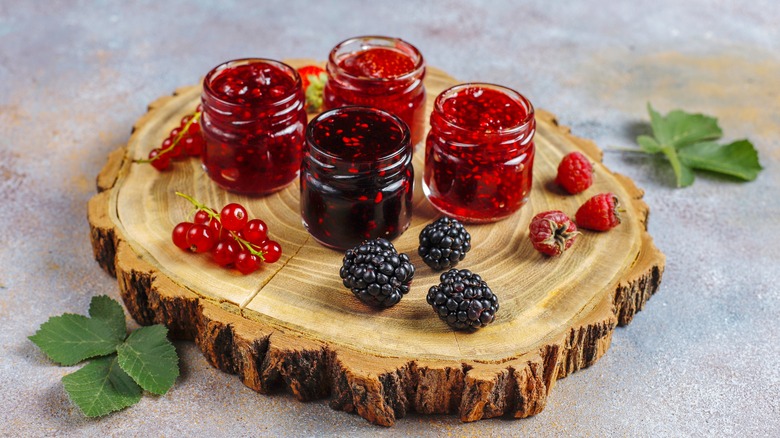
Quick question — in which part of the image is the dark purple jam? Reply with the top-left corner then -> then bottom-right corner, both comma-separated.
301,106 -> 414,250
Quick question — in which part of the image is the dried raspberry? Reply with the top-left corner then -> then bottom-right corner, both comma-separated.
575,193 -> 622,231
529,210 -> 579,257
555,151 -> 593,194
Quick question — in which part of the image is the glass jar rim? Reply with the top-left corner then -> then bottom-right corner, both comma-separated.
202,58 -> 302,108
327,35 -> 425,83
306,105 -> 412,165
433,82 -> 535,136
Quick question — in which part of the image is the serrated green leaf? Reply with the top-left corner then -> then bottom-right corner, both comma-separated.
89,295 -> 127,342
637,135 -> 662,153
62,356 -> 142,417
660,145 -> 695,187
679,139 -> 763,181
29,314 -> 124,366
647,103 -> 722,149
116,325 -> 179,395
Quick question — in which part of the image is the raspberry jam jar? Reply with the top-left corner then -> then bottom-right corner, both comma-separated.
301,106 -> 414,250
201,58 -> 307,195
323,36 -> 427,146
423,83 -> 536,222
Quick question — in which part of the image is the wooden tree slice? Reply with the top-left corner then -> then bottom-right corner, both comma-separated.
88,59 -> 664,425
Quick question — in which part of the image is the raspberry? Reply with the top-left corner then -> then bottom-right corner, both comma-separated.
555,151 -> 593,194
529,210 -> 579,256
339,238 -> 415,308
575,193 -> 622,231
418,217 -> 471,270
426,269 -> 499,330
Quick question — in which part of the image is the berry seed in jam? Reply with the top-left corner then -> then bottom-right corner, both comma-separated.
201,59 -> 307,195
323,36 -> 427,146
424,83 -> 536,222
301,106 -> 414,250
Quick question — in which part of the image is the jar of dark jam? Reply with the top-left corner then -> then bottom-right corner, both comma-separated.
301,106 -> 414,250
323,36 -> 427,146
423,83 -> 535,222
201,58 -> 307,195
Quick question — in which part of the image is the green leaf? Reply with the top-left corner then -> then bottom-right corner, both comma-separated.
89,295 -> 127,341
636,104 -> 763,187
647,103 -> 722,149
679,140 -> 763,181
62,356 -> 142,417
637,135 -> 662,153
659,146 -> 695,187
29,314 -> 124,366
116,325 -> 179,395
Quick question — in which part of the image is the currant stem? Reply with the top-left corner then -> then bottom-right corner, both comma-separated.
135,110 -> 202,164
174,192 -> 265,261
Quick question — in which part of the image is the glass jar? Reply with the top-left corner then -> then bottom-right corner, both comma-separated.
201,58 -> 307,195
301,106 -> 414,250
423,83 -> 536,222
323,36 -> 427,146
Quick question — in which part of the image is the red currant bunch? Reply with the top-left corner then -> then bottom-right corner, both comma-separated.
171,192 -> 282,274
141,106 -> 206,171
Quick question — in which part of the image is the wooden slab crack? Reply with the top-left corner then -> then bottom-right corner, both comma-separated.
87,59 -> 664,425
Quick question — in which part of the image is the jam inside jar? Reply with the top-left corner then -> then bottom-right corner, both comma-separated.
201,58 -> 307,195
323,36 -> 427,146
301,106 -> 414,250
423,83 -> 535,222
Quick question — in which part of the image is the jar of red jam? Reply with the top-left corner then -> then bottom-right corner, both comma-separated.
201,58 -> 307,195
423,83 -> 535,222
301,106 -> 414,250
323,36 -> 427,146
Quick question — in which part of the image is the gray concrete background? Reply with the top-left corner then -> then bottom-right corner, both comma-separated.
1,1 -> 778,436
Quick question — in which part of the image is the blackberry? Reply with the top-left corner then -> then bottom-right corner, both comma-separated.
418,217 -> 471,270
339,238 -> 415,308
426,269 -> 498,330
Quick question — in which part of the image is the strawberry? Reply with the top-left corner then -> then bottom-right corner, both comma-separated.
296,65 -> 327,113
529,210 -> 579,257
575,193 -> 622,231
555,151 -> 593,194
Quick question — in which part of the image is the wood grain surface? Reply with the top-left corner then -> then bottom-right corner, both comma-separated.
88,59 -> 664,425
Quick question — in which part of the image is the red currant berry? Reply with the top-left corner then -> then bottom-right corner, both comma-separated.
183,116 -> 201,135
183,134 -> 205,156
260,240 -> 282,263
148,148 -> 171,171
194,209 -> 211,225
207,217 -> 229,239
186,224 -> 216,253
242,219 -> 268,245
235,250 -> 261,274
220,203 -> 248,231
169,127 -> 182,140
161,137 -> 184,160
196,104 -> 203,112
172,222 -> 193,250
212,238 -> 240,267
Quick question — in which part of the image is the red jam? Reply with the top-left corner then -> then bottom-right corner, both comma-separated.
301,107 -> 414,250
323,36 -> 427,146
423,83 -> 535,222
201,59 -> 307,195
